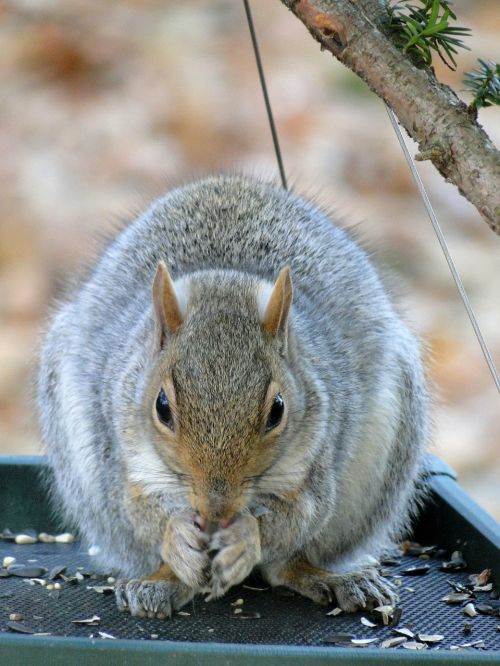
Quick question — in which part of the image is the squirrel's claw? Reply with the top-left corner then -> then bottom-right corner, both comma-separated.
114,577 -> 194,619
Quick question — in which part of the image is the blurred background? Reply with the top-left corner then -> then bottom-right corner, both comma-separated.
0,0 -> 498,516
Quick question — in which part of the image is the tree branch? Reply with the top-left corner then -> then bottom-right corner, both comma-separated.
280,0 -> 500,234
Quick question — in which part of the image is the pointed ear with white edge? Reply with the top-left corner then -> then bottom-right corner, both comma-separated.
261,266 -> 293,337
152,262 -> 184,349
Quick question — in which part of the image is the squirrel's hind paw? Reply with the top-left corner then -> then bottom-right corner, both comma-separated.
265,560 -> 397,613
115,571 -> 194,619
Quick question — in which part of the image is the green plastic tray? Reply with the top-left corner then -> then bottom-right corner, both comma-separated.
0,455 -> 498,665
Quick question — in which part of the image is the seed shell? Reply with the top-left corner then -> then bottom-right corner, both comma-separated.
361,617 -> 377,628
464,603 -> 478,618
326,607 -> 342,616
381,637 -> 407,649
403,641 -> 428,650
418,633 -> 444,643
6,621 -> 35,634
14,534 -> 37,545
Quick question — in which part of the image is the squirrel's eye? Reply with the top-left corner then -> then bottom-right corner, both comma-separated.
156,388 -> 174,431
265,393 -> 284,432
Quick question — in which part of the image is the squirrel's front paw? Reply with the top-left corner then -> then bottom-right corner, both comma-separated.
207,512 -> 261,600
161,510 -> 211,589
115,565 -> 194,619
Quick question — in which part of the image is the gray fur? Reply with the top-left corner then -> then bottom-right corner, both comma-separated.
37,174 -> 429,611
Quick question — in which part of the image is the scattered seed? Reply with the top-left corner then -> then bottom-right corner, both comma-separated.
54,533 -> 75,544
75,572 -> 85,582
72,615 -> 100,625
3,557 -> 16,568
469,569 -> 491,586
324,633 -> 355,644
381,637 -> 407,649
351,638 -> 378,646
475,603 -> 498,616
361,617 -> 377,628
242,585 -> 269,591
15,534 -> 37,545
9,613 -> 24,621
474,584 -> 493,593
10,566 -> 47,578
0,529 -> 16,541
87,585 -> 114,594
177,611 -> 190,616
107,577 -> 116,584
418,634 -> 444,643
464,603 -> 478,618
442,593 -> 472,604
38,533 -> 55,544
447,580 -> 470,594
390,607 -> 403,627
208,628 -> 214,633
326,607 -> 342,616
98,631 -> 116,639
46,584 -> 54,591
441,552 -> 467,572
150,634 -> 159,639
393,627 -> 415,639
6,621 -> 35,634
403,564 -> 431,576
404,587 -> 415,593
233,612 -> 261,620
54,582 -> 61,590
48,565 -> 67,580
231,598 -> 244,606
403,641 -> 428,650
233,608 -> 242,615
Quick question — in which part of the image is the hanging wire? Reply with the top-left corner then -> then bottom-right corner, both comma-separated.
385,105 -> 500,393
243,0 -> 288,190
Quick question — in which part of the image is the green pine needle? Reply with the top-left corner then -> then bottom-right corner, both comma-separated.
463,59 -> 500,110
388,0 -> 471,70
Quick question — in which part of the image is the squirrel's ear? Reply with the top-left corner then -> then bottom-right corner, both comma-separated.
152,262 -> 183,347
261,266 -> 293,337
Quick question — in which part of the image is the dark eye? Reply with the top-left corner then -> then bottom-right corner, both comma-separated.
265,393 -> 284,432
156,388 -> 174,430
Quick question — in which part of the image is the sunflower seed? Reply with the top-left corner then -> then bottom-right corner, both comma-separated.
393,627 -> 415,639
98,631 -> 116,639
14,534 -> 37,545
38,533 -> 55,544
469,569 -> 491,586
324,633 -> 355,644
326,607 -> 342,616
351,638 -> 378,646
441,552 -> 467,572
418,634 -> 444,643
107,577 -> 116,584
72,615 -> 100,625
6,621 -> 35,634
233,608 -> 242,615
54,533 -> 75,544
403,641 -> 428,650
464,603 -> 478,617
231,598 -> 244,606
177,611 -> 190,616
48,565 -> 67,580
361,617 -> 377,628
381,637 -> 407,649
442,593 -> 472,604
87,585 -> 115,594
3,557 -> 16,568
403,564 -> 431,576
9,613 -> 24,621
473,584 -> 493,593
10,566 -> 47,578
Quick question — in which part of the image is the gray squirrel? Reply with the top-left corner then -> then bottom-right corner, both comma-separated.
37,174 -> 429,618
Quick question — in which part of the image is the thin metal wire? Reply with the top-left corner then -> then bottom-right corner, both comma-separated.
243,0 -> 288,190
385,104 -> 500,393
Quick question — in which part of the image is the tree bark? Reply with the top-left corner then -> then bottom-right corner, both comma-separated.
279,0 -> 500,235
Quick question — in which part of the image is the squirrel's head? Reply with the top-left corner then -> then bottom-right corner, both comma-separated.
144,262 -> 296,523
